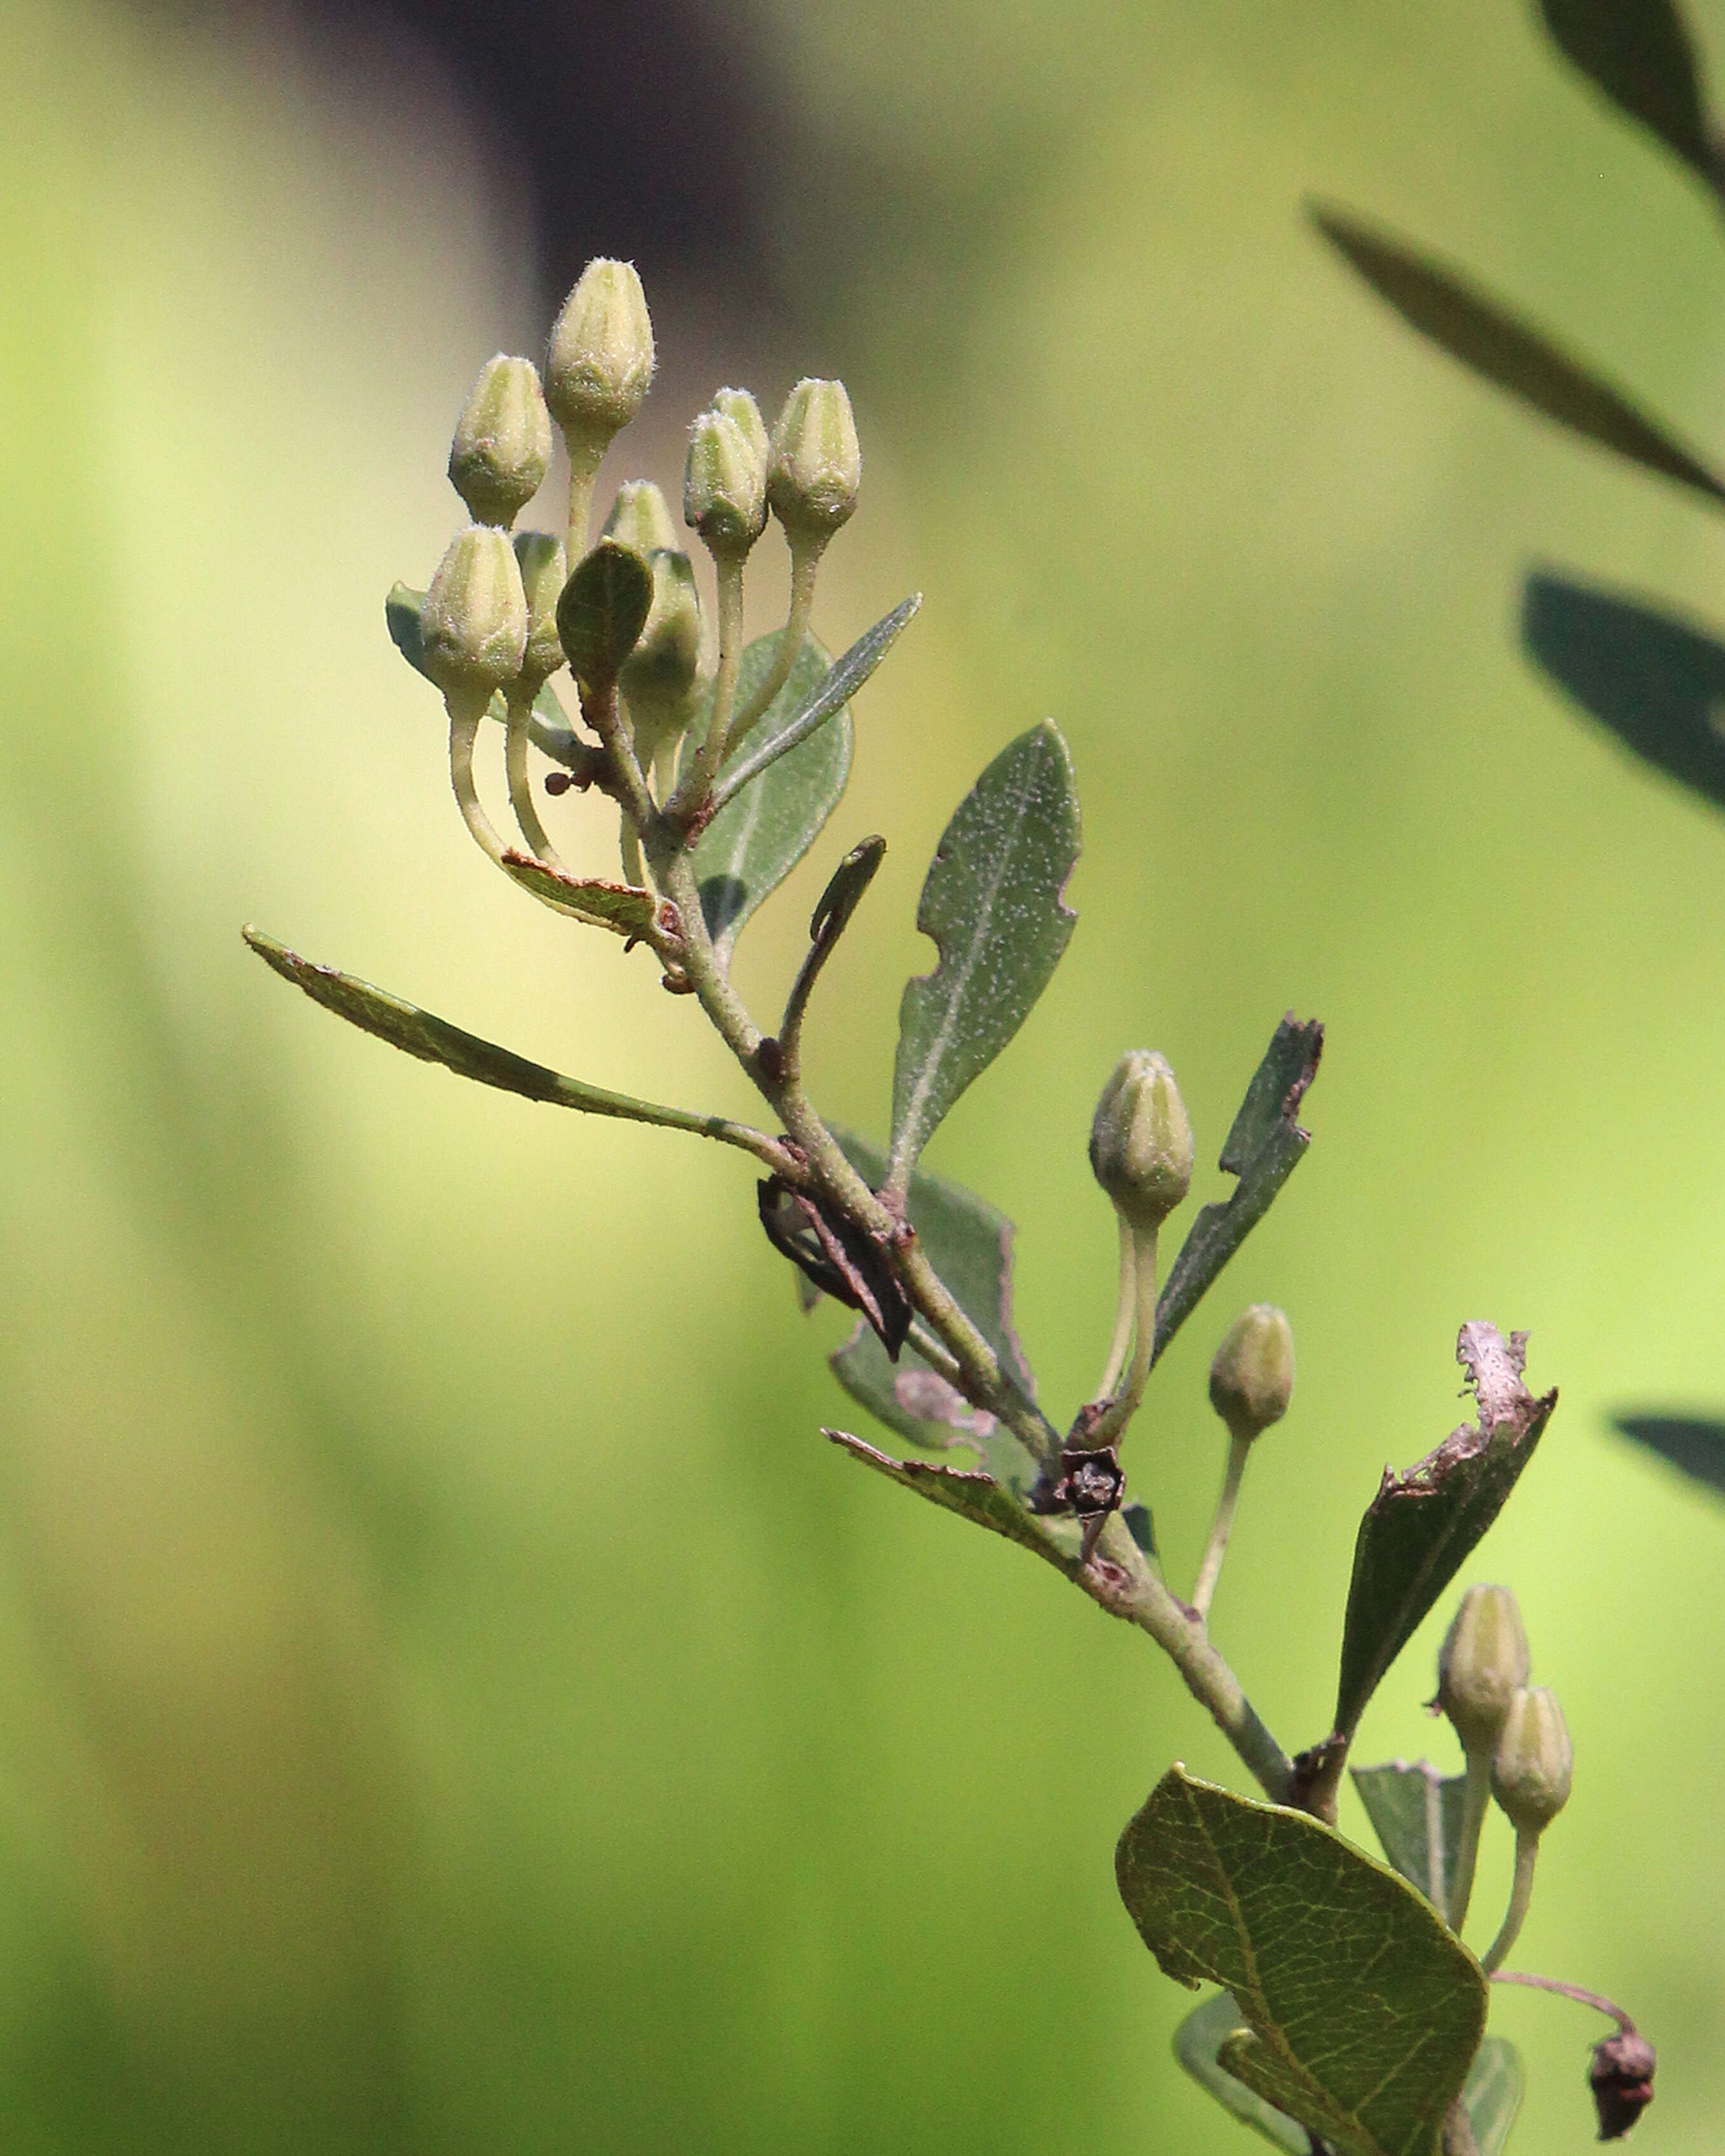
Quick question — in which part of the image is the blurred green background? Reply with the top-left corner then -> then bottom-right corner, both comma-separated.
4,1 -> 1724,2150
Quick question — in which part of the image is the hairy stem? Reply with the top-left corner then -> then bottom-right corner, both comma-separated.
1481,1828 -> 1539,1974
565,438 -> 604,565
1095,1213 -> 1137,1399
724,537 -> 821,752
1448,1750 -> 1492,1933
447,690 -> 509,867
669,555 -> 746,817
1489,1971 -> 1635,2032
503,688 -> 564,866
1191,1430 -> 1252,1620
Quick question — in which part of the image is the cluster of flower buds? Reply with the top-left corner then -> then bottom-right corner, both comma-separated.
1438,1584 -> 1572,1835
391,254 -> 864,894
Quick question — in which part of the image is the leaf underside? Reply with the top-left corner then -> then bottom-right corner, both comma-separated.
887,721 -> 1080,1187
1613,1413 -> 1725,1497
827,1128 -> 1041,1496
1119,1767 -> 1485,2156
1352,1759 -> 1469,1917
1154,1016 -> 1323,1365
1522,570 -> 1725,817
824,1428 -> 1065,1569
558,539 -> 655,690
1309,204 -> 1725,508
1539,0 -> 1721,193
1334,1325 -> 1557,1740
692,630 -> 852,964
499,852 -> 660,936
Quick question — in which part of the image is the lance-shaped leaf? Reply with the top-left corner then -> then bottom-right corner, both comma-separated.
706,595 -> 921,817
1153,1017 -> 1322,1365
826,1428 -> 1067,1569
887,722 -> 1080,1193
1334,1325 -> 1557,1741
1523,570 -> 1725,816
1352,1760 -> 1469,1917
692,631 -> 853,965
1539,0 -> 1721,195
1119,1767 -> 1485,2156
1613,1413 -> 1725,1498
828,1128 -> 1042,1495
242,927 -> 780,1164
499,852 -> 661,937
557,540 -> 654,692
1309,205 -> 1725,508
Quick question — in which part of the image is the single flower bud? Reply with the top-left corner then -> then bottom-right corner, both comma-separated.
1437,1585 -> 1530,1757
768,377 -> 861,542
1590,2030 -> 1656,2140
546,258 -> 655,441
712,386 -> 770,472
684,408 -> 768,555
621,548 -> 703,706
419,525 -> 527,698
602,479 -> 679,558
1209,1306 -> 1294,1441
447,354 -> 552,527
1088,1051 -> 1195,1234
1490,1685 -> 1572,1832
513,530 -> 567,686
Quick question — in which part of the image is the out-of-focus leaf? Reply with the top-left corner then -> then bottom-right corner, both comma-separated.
692,631 -> 852,964
808,835 -> 887,951
1122,1499 -> 1156,1557
1309,205 -> 1725,508
499,852 -> 660,937
828,1128 -> 1041,1496
242,927 -> 775,1159
1523,570 -> 1725,815
1352,1760 -> 1469,1917
387,581 -> 432,679
1461,2038 -> 1525,2156
887,722 -> 1080,1192
556,540 -> 654,691
1613,1413 -> 1725,1496
1153,1017 -> 1323,1365
1174,1991 -> 1311,2156
706,595 -> 921,816
1117,1767 -> 1485,2156
1539,0 -> 1720,192
825,1428 -> 1066,1568
1334,1325 -> 1557,1740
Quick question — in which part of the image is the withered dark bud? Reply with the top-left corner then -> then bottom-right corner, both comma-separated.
757,1177 -> 911,1358
1590,2030 -> 1656,2140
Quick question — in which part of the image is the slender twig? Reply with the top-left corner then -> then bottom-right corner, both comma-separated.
1481,1829 -> 1539,1974
503,688 -> 565,867
1084,1227 -> 1160,1448
904,1318 -> 967,1391
447,690 -> 509,867
668,555 -> 745,817
1489,1972 -> 1636,2031
1095,1214 -> 1137,1399
724,537 -> 821,752
1191,1431 -> 1252,1620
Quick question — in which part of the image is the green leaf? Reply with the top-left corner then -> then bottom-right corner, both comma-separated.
387,581 -> 433,680
825,1428 -> 1067,1570
1334,1325 -> 1557,1741
808,834 -> 887,950
1460,2039 -> 1525,2156
1523,570 -> 1725,817
1352,1760 -> 1469,1916
1613,1413 -> 1725,1497
1309,205 -> 1725,508
1154,1017 -> 1323,1365
556,540 -> 655,691
1117,1766 -> 1485,2156
887,722 -> 1080,1191
242,926 -> 777,1162
1539,0 -> 1720,191
828,1128 -> 1041,1496
498,851 -> 659,937
706,595 -> 922,818
691,631 -> 853,965
1174,1991 -> 1312,2156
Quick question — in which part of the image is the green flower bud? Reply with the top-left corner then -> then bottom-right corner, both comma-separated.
684,408 -> 768,555
1437,1585 -> 1531,1757
1209,1306 -> 1295,1441
513,530 -> 567,686
712,386 -> 770,472
768,377 -> 861,542
621,548 -> 703,706
1490,1685 -> 1572,1832
419,525 -> 527,699
447,354 -> 552,527
1088,1051 -> 1195,1234
602,480 -> 679,558
546,258 -> 655,441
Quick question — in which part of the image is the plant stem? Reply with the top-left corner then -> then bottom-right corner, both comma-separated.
1481,1828 -> 1539,1973
1095,1214 -> 1137,1399
669,555 -> 745,817
620,813 -> 646,888
503,688 -> 564,867
447,689 -> 509,867
565,438 -> 603,565
1488,1971 -> 1636,2031
1191,1430 -> 1252,1620
1447,1749 -> 1492,1933
724,537 -> 821,752
1084,1226 -> 1159,1448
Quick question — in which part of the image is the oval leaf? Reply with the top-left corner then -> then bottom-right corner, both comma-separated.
887,722 -> 1079,1191
557,540 -> 654,692
1310,204 -> 1725,507
1118,1766 -> 1485,2156
1523,570 -> 1725,815
1540,0 -> 1720,191
691,631 -> 852,964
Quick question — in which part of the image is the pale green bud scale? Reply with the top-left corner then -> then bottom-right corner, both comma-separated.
1491,1685 -> 1572,1832
513,530 -> 567,685
1209,1305 -> 1295,1440
603,480 -> 679,559
768,378 -> 861,541
419,525 -> 527,698
447,354 -> 552,527
684,408 -> 767,555
546,258 -> 655,438
1089,1050 -> 1195,1234
1438,1584 -> 1531,1757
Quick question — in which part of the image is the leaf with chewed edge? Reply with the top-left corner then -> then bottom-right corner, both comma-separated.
499,852 -> 660,937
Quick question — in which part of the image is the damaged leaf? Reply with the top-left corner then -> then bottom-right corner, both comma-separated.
1334,1325 -> 1557,1740
1154,1016 -> 1323,1364
499,852 -> 662,937
1118,1767 -> 1485,2156
759,1175 -> 911,1358
886,722 -> 1080,1194
825,1428 -> 1067,1570
1352,1760 -> 1470,1917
